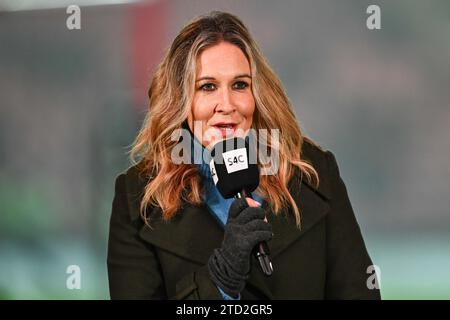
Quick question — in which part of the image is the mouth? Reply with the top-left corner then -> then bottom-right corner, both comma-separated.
211,122 -> 238,138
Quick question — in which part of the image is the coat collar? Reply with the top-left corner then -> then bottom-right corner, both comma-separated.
130,167 -> 330,299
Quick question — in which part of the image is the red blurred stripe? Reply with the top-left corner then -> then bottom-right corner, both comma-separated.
128,0 -> 168,110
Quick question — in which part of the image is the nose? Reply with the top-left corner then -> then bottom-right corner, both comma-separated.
215,87 -> 235,114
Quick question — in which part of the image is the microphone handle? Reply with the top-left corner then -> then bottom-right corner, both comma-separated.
236,190 -> 273,276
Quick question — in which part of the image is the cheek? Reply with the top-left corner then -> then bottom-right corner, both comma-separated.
191,96 -> 214,121
240,95 -> 256,121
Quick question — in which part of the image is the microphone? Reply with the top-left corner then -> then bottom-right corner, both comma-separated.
209,137 -> 273,276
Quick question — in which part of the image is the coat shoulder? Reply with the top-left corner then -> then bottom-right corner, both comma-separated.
123,161 -> 151,188
300,137 -> 335,201
113,162 -> 151,222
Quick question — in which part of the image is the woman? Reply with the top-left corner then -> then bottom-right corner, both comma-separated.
107,11 -> 381,300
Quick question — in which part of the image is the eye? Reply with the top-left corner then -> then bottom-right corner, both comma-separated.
199,83 -> 216,91
233,81 -> 249,90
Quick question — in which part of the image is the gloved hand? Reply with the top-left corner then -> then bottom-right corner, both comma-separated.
208,197 -> 273,298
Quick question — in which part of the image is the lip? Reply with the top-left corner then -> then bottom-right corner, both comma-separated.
211,122 -> 238,127
210,122 -> 238,138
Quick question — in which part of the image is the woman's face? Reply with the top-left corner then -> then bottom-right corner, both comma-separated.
188,41 -> 255,148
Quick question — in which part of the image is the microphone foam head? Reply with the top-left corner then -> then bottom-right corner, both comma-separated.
209,137 -> 259,198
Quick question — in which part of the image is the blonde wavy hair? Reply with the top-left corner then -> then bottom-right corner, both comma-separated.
130,11 -> 319,229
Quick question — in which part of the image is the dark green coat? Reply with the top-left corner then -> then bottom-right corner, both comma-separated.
107,140 -> 381,300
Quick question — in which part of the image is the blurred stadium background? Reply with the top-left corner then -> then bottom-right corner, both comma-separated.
0,0 -> 449,299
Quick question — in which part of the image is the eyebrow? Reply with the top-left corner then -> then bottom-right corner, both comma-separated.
195,74 -> 252,82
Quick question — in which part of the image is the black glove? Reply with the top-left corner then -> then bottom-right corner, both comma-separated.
208,197 -> 273,298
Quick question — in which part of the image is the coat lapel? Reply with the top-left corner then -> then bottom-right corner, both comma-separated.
244,175 -> 330,299
266,174 -> 330,259
138,203 -> 224,265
